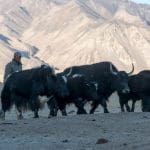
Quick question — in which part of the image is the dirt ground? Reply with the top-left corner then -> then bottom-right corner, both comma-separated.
0,112 -> 150,150
0,91 -> 150,150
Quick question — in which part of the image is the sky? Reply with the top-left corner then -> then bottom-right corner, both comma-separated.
131,0 -> 150,4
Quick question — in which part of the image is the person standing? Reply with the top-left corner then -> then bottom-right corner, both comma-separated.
3,51 -> 22,82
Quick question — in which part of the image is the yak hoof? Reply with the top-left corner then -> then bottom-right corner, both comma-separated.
17,114 -> 24,120
82,110 -> 87,114
48,110 -> 57,118
48,114 -> 56,118
33,115 -> 39,118
89,111 -> 94,114
48,115 -> 53,118
142,108 -> 149,112
62,111 -> 67,116
104,109 -> 109,113
0,110 -> 5,120
77,109 -> 87,115
126,107 -> 131,112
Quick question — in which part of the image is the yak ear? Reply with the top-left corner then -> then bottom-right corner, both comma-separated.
110,64 -> 118,76
41,64 -> 47,69
40,64 -> 56,77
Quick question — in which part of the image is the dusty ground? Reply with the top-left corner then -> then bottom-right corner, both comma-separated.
0,91 -> 150,150
0,112 -> 150,150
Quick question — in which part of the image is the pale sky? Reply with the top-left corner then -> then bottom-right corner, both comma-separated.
131,0 -> 150,4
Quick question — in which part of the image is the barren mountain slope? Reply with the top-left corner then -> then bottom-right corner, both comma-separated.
0,0 -> 150,81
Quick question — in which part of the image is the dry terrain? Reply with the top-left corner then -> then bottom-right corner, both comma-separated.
0,111 -> 150,150
0,91 -> 149,150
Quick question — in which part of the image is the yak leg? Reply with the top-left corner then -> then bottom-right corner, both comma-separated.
33,98 -> 40,118
30,95 -> 40,118
141,96 -> 150,112
74,99 -> 87,114
119,97 -> 125,112
100,99 -> 109,113
15,106 -> 23,120
12,93 -> 24,120
0,110 -> 5,120
131,100 -> 136,112
56,98 -> 67,116
33,109 -> 39,118
90,96 -> 109,114
47,97 -> 59,118
60,105 -> 67,116
0,99 -> 6,120
89,98 -> 108,114
90,101 -> 99,114
58,100 -> 67,116
0,91 -> 15,120
118,94 -> 130,112
125,103 -> 131,112
30,82 -> 45,118
47,97 -> 67,116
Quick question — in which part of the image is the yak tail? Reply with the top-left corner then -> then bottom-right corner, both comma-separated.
1,84 -> 12,111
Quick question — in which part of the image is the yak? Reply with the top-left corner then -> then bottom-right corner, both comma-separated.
47,73 -> 98,117
62,61 -> 134,113
0,65 -> 69,120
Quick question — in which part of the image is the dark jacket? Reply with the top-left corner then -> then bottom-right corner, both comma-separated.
4,59 -> 22,82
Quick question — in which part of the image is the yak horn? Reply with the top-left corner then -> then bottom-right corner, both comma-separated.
128,63 -> 134,75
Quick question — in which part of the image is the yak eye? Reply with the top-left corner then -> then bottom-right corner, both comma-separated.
86,83 -> 90,87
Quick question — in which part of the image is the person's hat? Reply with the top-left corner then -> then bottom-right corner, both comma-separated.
14,51 -> 21,57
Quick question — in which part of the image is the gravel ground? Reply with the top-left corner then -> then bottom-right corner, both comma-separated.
0,112 -> 150,150
0,90 -> 149,150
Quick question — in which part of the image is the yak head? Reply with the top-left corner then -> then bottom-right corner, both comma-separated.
110,63 -> 134,94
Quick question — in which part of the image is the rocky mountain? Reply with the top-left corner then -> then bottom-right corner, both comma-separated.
0,0 -> 150,81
